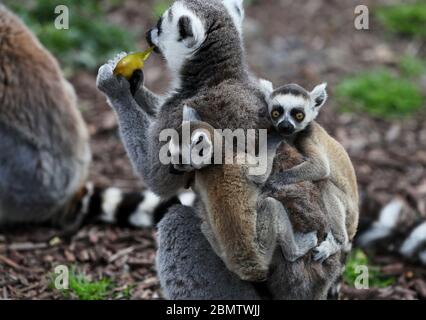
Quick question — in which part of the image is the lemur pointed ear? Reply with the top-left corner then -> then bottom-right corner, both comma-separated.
222,0 -> 245,32
259,79 -> 274,96
178,15 -> 204,48
223,0 -> 244,14
183,105 -> 201,122
178,16 -> 194,47
310,83 -> 328,109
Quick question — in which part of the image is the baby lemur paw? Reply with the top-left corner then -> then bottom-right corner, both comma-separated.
96,52 -> 131,98
312,232 -> 340,263
312,243 -> 332,263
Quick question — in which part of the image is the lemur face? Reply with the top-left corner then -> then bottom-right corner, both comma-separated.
146,0 -> 244,78
146,1 -> 206,77
268,83 -> 328,136
169,105 -> 214,172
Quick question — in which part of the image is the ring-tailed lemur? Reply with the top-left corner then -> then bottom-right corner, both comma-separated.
0,4 -> 189,232
97,0 -> 344,299
260,81 -> 359,261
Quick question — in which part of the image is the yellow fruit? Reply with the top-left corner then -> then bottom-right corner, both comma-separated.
113,47 -> 154,80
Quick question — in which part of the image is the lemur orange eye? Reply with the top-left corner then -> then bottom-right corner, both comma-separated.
271,110 -> 280,118
295,112 -> 305,122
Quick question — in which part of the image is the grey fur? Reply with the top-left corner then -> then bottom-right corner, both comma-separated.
271,84 -> 310,100
0,5 -> 91,227
156,204 -> 261,300
157,202 -> 342,300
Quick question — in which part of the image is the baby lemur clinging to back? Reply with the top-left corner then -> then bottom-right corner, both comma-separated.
261,81 -> 359,260
170,106 -> 319,281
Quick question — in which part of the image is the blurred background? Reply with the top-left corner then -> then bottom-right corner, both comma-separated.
0,0 -> 425,299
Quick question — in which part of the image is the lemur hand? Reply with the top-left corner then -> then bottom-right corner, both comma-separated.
312,233 -> 338,263
96,52 -> 132,100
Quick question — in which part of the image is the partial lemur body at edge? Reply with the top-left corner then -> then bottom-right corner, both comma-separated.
0,4 -> 187,231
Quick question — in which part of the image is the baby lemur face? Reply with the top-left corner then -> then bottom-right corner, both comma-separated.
267,83 -> 328,136
169,106 -> 215,172
146,0 -> 244,77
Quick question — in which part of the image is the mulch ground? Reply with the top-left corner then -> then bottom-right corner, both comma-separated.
1,0 -> 425,299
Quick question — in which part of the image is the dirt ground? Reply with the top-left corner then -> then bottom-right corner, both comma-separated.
1,0 -> 425,299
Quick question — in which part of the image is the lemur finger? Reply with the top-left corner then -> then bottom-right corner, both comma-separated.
312,242 -> 332,262
312,249 -> 330,263
129,69 -> 144,96
108,51 -> 128,68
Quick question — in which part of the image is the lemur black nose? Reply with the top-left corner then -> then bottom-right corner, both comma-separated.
146,29 -> 154,47
278,121 -> 295,135
146,29 -> 161,54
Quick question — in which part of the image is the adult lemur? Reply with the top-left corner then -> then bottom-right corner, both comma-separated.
0,4 -> 182,231
97,0 -> 343,299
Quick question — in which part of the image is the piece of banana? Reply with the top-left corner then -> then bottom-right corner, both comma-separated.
113,47 -> 154,80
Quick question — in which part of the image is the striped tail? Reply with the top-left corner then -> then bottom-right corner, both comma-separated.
76,183 -> 196,229
357,198 -> 426,265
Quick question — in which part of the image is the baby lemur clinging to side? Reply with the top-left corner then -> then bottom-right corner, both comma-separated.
170,106 -> 319,281
261,81 -> 359,261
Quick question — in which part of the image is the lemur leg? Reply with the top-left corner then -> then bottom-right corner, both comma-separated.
255,197 -> 279,262
97,54 -> 191,197
259,197 -> 318,262
156,205 -> 261,300
313,186 -> 348,262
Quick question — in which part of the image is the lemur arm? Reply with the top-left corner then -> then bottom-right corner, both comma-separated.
257,197 -> 318,262
131,69 -> 164,117
246,132 -> 282,185
134,87 -> 163,117
270,141 -> 330,187
97,56 -> 191,197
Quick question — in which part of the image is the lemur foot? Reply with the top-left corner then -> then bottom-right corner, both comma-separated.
284,231 -> 318,262
96,52 -> 131,99
313,233 -> 339,263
